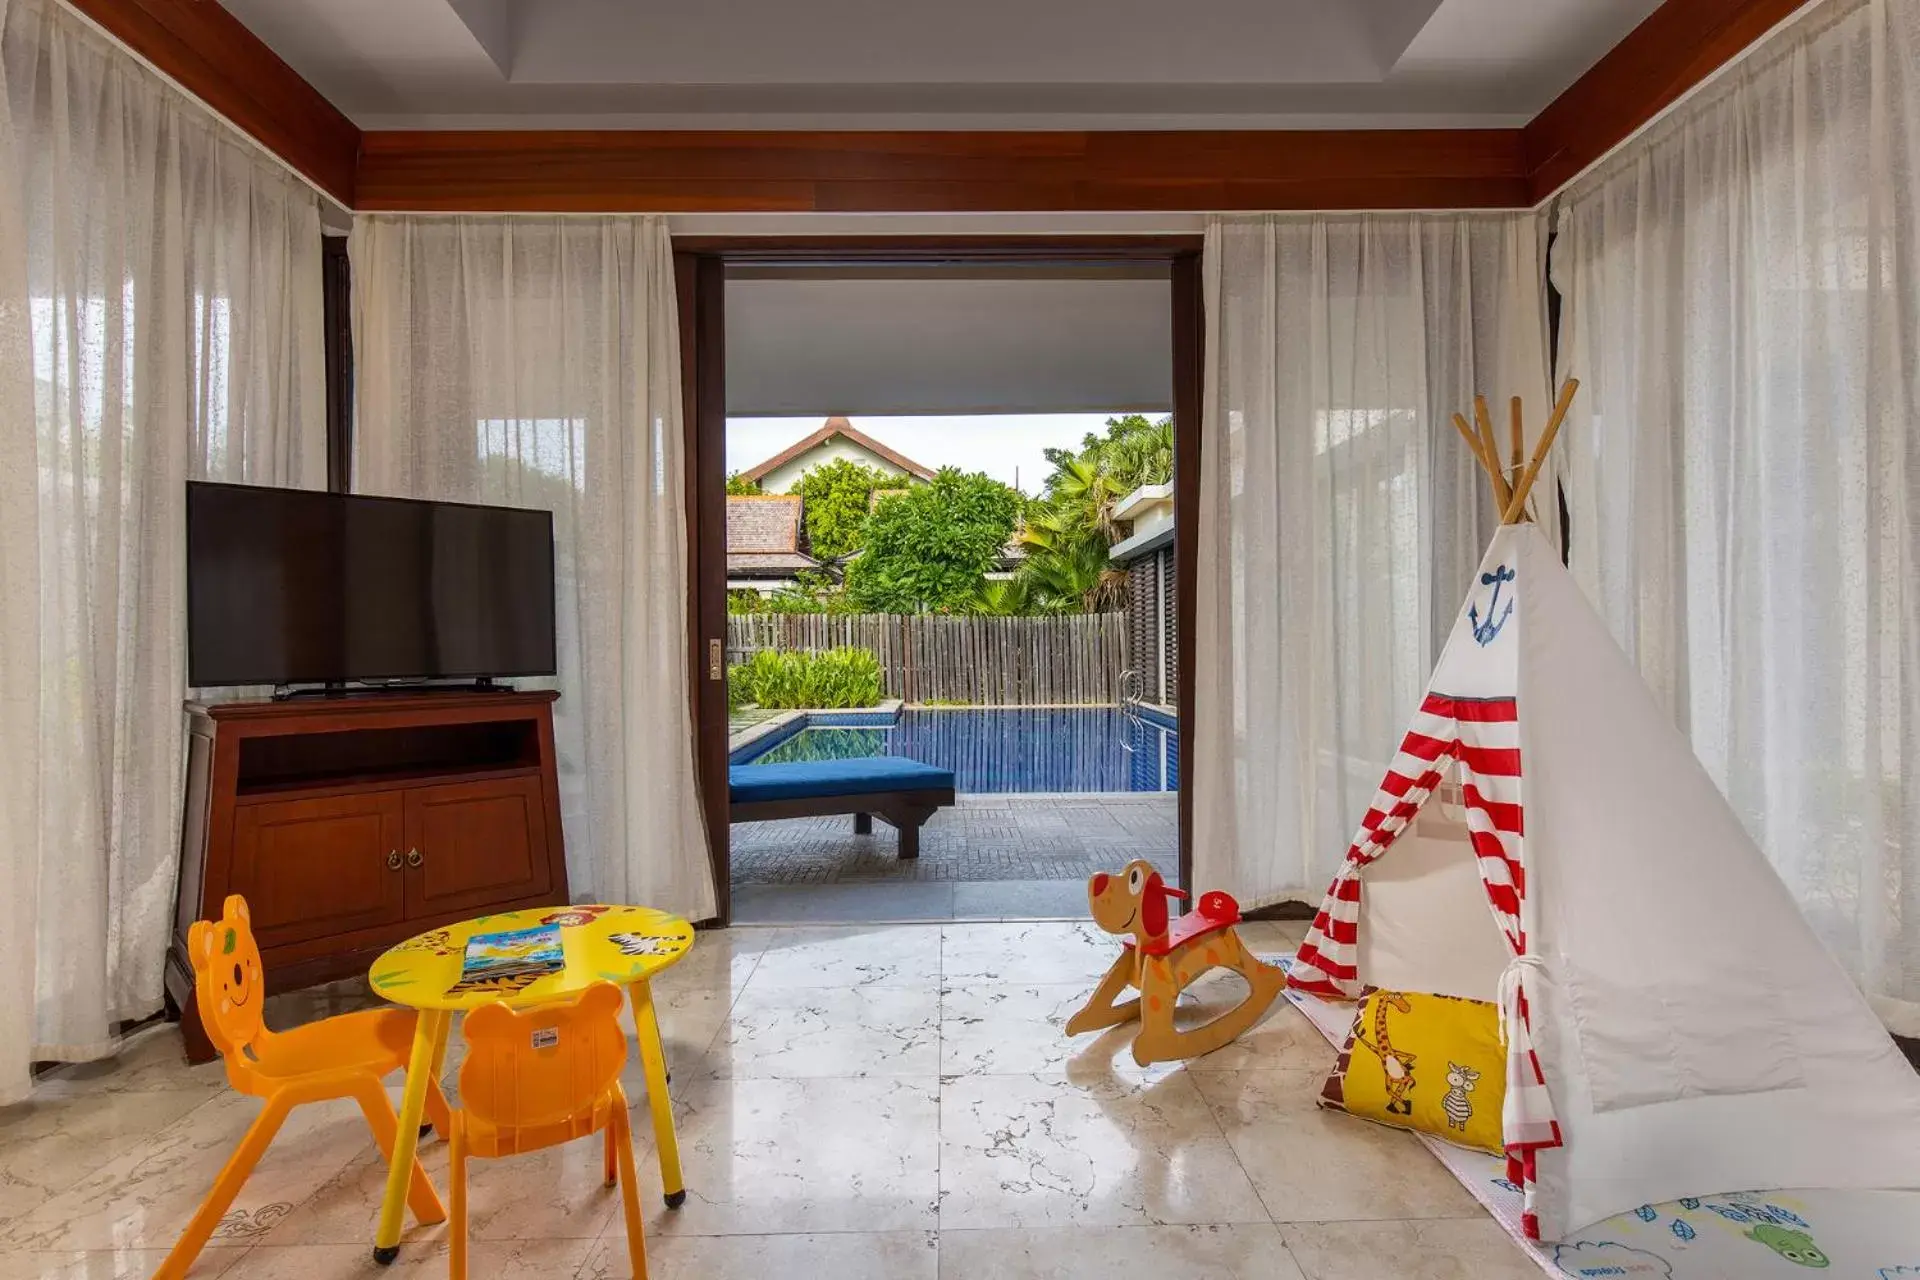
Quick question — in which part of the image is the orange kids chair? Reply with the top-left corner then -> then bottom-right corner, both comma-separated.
450,981 -> 648,1280
156,895 -> 452,1280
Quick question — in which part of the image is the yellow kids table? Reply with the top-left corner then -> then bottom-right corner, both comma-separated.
364,904 -> 694,1263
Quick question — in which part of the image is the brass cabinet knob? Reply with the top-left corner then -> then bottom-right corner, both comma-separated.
387,849 -> 402,871
406,848 -> 424,868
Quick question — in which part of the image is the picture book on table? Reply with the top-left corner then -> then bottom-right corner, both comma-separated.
446,924 -> 565,995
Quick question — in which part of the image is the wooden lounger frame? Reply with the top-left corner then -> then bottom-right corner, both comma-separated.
728,786 -> 956,859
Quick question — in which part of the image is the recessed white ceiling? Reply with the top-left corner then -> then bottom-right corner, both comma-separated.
216,0 -> 1663,130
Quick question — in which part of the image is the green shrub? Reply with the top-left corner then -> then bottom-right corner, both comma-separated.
726,646 -> 883,710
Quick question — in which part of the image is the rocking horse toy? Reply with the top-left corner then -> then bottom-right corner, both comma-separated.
1066,859 -> 1287,1066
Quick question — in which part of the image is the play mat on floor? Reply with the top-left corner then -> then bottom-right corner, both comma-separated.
1266,955 -> 1920,1279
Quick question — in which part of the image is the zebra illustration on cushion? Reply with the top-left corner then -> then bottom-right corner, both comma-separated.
1443,1062 -> 1480,1132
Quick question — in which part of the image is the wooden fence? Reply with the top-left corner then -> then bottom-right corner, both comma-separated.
726,611 -> 1129,706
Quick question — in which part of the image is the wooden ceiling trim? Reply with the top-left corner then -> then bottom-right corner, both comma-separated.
54,0 -> 1802,215
62,0 -> 360,204
1523,0 -> 1812,202
352,129 -> 1531,213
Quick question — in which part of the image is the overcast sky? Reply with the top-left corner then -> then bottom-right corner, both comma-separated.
726,414 -> 1122,496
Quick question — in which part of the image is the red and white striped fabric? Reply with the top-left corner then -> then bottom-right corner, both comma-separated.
1289,691 -> 1563,1238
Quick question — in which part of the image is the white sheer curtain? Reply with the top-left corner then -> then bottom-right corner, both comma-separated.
1556,0 -> 1920,1032
349,215 -> 714,921
1195,213 -> 1549,907
0,0 -> 325,1102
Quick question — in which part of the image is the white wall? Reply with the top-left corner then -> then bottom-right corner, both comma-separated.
757,439 -> 911,493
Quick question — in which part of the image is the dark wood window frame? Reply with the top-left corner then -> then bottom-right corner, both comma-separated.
677,237 -> 1203,923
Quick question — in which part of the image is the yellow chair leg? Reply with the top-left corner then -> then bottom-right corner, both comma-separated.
448,1119 -> 469,1280
153,1096 -> 290,1280
350,1078 -> 446,1227
627,980 -> 685,1209
609,1096 -> 649,1280
375,1007 -> 450,1260
603,1123 -> 618,1188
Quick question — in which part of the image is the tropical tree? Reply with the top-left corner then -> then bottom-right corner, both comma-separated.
791,457 -> 889,561
1017,535 -> 1129,614
844,468 -> 1020,614
1010,413 -> 1172,614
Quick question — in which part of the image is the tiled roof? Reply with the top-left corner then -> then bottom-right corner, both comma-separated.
729,552 -> 819,576
741,417 -> 935,484
727,494 -> 803,551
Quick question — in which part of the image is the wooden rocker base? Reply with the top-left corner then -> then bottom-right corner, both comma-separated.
1067,861 -> 1288,1067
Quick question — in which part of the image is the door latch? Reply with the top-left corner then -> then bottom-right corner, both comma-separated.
709,638 -> 724,680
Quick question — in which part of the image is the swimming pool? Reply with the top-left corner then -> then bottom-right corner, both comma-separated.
731,706 -> 1179,793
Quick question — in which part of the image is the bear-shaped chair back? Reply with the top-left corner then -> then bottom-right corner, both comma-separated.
189,894 -> 268,1059
458,982 -> 629,1138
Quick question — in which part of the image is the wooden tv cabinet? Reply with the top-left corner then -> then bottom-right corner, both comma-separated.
167,690 -> 569,1062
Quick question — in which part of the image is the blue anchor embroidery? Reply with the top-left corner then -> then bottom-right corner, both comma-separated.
1469,565 -> 1515,646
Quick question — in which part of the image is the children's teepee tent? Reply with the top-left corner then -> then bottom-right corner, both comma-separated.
1287,384 -> 1920,1241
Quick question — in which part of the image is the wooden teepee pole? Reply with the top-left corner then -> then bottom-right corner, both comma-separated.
1472,396 -> 1513,510
1501,378 -> 1580,524
1451,412 -> 1504,508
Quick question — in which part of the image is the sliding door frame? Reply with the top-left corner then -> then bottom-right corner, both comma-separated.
678,235 -> 1203,924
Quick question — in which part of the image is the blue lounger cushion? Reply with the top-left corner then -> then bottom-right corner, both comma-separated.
729,757 -> 956,805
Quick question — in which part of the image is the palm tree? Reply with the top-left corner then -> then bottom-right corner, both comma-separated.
1016,535 -> 1128,614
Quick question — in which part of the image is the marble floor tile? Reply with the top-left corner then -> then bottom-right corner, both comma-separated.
706,982 -> 941,1079
1278,1219 -> 1542,1280
1172,983 -> 1338,1076
31,1025 -> 224,1100
262,1120 -> 624,1247
0,1089 -> 217,1225
940,982 -> 1165,1080
0,1249 -> 247,1280
1237,919 -> 1311,953
937,1224 -> 1305,1280
232,1236 -> 599,1278
940,922 -> 1118,985
654,1075 -> 940,1235
0,1092 -> 375,1253
650,928 -> 770,995
937,1072 -> 1268,1230
1193,1069 -> 1483,1223
581,1230 -> 939,1280
742,926 -> 944,991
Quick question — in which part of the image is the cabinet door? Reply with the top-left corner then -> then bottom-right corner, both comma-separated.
230,792 -> 408,948
403,776 -> 552,919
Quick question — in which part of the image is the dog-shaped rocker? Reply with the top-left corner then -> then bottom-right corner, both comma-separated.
1066,860 -> 1287,1066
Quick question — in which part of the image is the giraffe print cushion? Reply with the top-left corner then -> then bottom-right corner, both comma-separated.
1319,988 -> 1508,1156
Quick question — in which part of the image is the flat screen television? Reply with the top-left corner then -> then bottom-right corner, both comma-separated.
187,482 -> 558,688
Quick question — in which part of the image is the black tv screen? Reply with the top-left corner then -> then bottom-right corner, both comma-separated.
187,482 -> 557,687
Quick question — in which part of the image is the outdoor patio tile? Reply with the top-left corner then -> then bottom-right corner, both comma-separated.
950,879 -> 1091,920
730,881 -> 956,924
937,1225 -> 1303,1280
937,1072 -> 1268,1230
706,981 -> 942,1079
581,1229 -> 939,1280
1192,1069 -> 1482,1223
648,1076 -> 940,1236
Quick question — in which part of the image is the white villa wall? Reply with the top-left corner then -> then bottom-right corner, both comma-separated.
759,438 -> 911,493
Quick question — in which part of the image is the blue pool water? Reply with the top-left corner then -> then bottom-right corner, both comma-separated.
731,707 -> 1178,793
